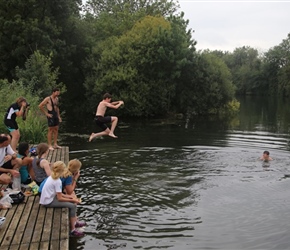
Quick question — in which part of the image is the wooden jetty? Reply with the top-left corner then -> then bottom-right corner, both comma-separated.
0,146 -> 70,250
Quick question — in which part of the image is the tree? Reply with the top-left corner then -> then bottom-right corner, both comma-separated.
263,33 -> 290,96
15,50 -> 64,98
84,0 -> 178,17
190,52 -> 235,114
222,46 -> 263,95
84,14 -> 197,117
0,0 -> 79,80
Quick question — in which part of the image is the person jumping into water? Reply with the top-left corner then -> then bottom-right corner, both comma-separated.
89,93 -> 124,142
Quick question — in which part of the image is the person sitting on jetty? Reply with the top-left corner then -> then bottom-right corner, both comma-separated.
260,151 -> 273,162
17,142 -> 35,185
32,143 -> 51,186
61,159 -> 82,197
0,134 -> 22,185
39,161 -> 85,237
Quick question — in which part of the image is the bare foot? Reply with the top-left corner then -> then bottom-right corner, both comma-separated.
89,133 -> 94,142
109,133 -> 118,138
54,145 -> 62,149
49,146 -> 54,151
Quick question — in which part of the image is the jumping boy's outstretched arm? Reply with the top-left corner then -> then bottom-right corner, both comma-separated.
111,100 -> 124,105
106,101 -> 124,109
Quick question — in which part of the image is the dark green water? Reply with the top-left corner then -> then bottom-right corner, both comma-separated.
61,96 -> 290,250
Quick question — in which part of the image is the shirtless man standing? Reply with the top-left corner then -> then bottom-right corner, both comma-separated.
89,93 -> 124,142
39,88 -> 62,150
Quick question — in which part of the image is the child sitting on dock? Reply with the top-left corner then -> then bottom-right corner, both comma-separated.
17,142 -> 34,185
61,159 -> 82,197
39,161 -> 85,237
32,143 -> 51,186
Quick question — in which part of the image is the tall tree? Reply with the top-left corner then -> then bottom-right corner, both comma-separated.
84,0 -> 178,17
84,13 -> 197,117
263,33 -> 290,96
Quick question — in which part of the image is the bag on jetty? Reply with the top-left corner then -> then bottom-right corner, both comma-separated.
9,191 -> 25,204
0,195 -> 13,209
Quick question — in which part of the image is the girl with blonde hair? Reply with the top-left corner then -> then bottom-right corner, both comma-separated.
40,161 -> 85,237
61,159 -> 82,196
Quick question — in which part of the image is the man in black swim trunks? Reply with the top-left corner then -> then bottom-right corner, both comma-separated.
89,93 -> 124,142
39,88 -> 62,151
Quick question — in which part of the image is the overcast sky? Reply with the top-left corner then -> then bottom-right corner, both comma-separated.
178,0 -> 290,52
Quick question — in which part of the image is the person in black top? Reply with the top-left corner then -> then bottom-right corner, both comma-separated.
38,88 -> 62,151
4,97 -> 29,151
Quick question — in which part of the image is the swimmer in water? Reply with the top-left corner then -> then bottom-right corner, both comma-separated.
260,151 -> 273,162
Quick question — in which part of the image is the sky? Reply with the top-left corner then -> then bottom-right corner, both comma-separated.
178,0 -> 290,52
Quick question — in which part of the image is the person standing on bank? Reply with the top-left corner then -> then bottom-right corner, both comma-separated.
89,93 -> 124,142
4,97 -> 30,151
39,88 -> 62,151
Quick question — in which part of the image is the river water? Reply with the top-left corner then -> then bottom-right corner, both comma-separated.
61,96 -> 290,250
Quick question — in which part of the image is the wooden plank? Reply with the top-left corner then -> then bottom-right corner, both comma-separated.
0,146 -> 70,250
9,244 -> 19,250
64,147 -> 69,164
46,149 -> 53,164
11,196 -> 34,246
0,207 -> 14,246
30,201 -> 46,244
41,206 -> 53,243
53,149 -> 58,164
38,241 -> 49,250
60,208 -> 69,240
18,243 -> 29,250
50,208 -> 61,250
60,147 -> 65,163
29,242 -> 40,250
20,196 -> 40,244
1,202 -> 25,247
60,208 -> 69,249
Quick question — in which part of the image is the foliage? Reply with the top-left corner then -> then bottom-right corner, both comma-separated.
84,14 -> 197,117
0,0 -> 81,80
185,52 -> 235,115
84,0 -> 179,17
219,99 -> 240,116
0,80 -> 47,144
263,33 -> 290,96
219,46 -> 263,95
15,51 -> 65,98
4,0 -> 290,121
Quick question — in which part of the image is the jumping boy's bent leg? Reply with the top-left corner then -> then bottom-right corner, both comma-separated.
109,116 -> 118,138
89,130 -> 109,142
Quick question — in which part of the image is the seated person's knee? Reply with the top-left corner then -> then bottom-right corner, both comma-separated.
0,174 -> 12,185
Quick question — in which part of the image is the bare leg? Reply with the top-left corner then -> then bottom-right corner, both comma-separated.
109,117 -> 118,138
89,129 -> 109,142
47,127 -> 54,150
10,129 -> 20,152
12,158 -> 22,169
53,126 -> 61,148
70,216 -> 77,231
0,173 -> 12,185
